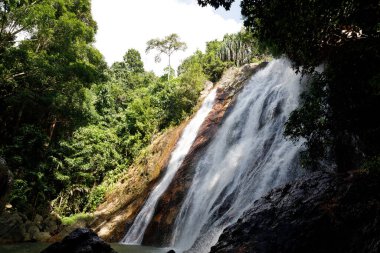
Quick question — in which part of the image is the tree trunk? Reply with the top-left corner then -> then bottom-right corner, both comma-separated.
168,55 -> 171,81
14,102 -> 25,134
49,117 -> 57,142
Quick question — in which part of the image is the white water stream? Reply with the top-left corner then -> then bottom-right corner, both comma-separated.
121,88 -> 217,244
170,59 -> 304,252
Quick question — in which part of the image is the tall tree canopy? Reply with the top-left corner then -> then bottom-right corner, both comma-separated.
198,0 -> 378,62
217,30 -> 267,67
146,33 -> 187,79
0,0 -> 106,215
198,0 -> 234,10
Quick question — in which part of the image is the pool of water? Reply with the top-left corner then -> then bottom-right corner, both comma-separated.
0,243 -> 171,253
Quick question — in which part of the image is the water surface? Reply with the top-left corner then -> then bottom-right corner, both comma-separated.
0,243 -> 169,253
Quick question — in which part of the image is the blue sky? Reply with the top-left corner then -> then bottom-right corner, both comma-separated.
180,0 -> 242,22
92,0 -> 243,75
214,0 -> 242,22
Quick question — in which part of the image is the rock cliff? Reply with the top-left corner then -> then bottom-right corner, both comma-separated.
210,171 -> 380,253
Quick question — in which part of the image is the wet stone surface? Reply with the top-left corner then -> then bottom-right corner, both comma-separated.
210,171 -> 380,253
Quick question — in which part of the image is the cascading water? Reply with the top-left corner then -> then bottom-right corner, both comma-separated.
170,59 -> 305,252
121,88 -> 217,244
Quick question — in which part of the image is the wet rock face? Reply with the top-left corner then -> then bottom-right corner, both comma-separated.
41,228 -> 117,253
210,172 -> 380,253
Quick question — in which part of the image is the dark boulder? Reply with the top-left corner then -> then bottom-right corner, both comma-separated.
0,211 -> 27,243
210,171 -> 380,253
40,228 -> 117,253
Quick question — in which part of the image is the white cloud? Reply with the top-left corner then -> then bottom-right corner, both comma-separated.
91,0 -> 242,75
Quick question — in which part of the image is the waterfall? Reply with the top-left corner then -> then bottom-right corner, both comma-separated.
170,59 -> 304,252
121,88 -> 217,244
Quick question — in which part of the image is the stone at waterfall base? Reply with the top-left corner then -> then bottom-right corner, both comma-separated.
0,212 -> 62,243
210,171 -> 380,253
40,228 -> 117,253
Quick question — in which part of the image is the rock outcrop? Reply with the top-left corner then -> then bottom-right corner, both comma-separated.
0,159 -> 58,244
142,62 -> 268,246
40,228 -> 117,253
0,212 -> 61,243
210,171 -> 380,253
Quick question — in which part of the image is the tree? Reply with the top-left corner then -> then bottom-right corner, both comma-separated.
199,0 -> 378,70
218,30 -> 268,67
202,40 -> 229,82
110,49 -> 145,88
51,124 -> 122,215
197,0 -> 234,10
122,49 -> 144,74
146,33 -> 187,80
0,0 -> 106,215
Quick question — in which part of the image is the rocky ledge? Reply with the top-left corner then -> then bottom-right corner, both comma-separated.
0,212 -> 61,243
210,171 -> 380,253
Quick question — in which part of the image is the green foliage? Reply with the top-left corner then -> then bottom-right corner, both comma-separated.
285,74 -> 332,170
48,45 -> 210,215
123,49 -> 145,74
0,0 -> 106,216
155,78 -> 204,128
178,30 -> 267,83
9,179 -> 31,213
245,0 -> 378,70
57,125 -> 122,186
61,213 -> 94,226
85,185 -> 106,213
285,38 -> 379,171
363,156 -> 380,175
110,49 -> 145,81
218,30 -> 269,67
51,184 -> 89,216
197,0 -> 234,10
123,89 -> 160,156
4,125 -> 54,215
202,40 -> 230,82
